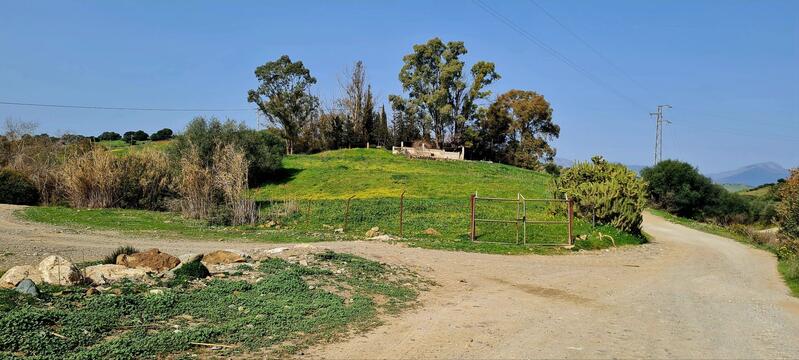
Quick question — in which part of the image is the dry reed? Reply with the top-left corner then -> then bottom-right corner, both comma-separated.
60,147 -> 121,208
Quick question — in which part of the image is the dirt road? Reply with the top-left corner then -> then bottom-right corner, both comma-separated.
1,204 -> 798,358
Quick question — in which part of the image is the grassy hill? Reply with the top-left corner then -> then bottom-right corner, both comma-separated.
253,149 -> 551,200
22,148 -> 644,254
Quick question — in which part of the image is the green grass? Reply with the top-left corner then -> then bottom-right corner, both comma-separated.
254,148 -> 552,200
20,207 -> 338,243
721,183 -> 751,193
0,251 -> 423,359
649,208 -> 799,297
20,148 -> 646,253
98,139 -> 173,156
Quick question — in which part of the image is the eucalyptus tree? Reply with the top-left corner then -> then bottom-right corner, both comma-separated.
248,55 -> 319,154
395,38 -> 499,148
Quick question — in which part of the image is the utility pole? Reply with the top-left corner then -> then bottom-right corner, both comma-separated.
650,104 -> 672,165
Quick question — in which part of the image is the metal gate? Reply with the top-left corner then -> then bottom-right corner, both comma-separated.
469,192 -> 574,246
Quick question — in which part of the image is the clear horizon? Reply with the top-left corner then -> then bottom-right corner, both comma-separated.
1,0 -> 796,173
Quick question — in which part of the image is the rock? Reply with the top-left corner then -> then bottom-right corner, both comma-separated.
178,253 -> 203,264
83,264 -> 149,285
202,250 -> 247,265
149,289 -> 165,295
37,255 -> 82,286
117,249 -> 180,272
85,287 -> 98,296
1,265 -> 43,288
368,234 -> 392,241
365,227 -> 381,238
15,279 -> 38,297
422,228 -> 441,236
334,228 -> 344,233
267,247 -> 289,254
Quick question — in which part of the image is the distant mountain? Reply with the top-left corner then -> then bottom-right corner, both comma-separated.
708,162 -> 790,187
554,157 -> 574,168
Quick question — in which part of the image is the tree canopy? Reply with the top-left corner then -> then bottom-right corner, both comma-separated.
248,55 -> 319,154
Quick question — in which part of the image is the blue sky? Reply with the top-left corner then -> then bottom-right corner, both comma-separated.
1,0 -> 796,173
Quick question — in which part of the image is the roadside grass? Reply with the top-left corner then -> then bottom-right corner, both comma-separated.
648,208 -> 799,297
0,251 -> 424,359
19,149 -> 647,254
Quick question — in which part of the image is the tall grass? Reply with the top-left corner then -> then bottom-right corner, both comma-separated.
60,148 -> 121,208
173,144 -> 214,219
212,144 -> 258,225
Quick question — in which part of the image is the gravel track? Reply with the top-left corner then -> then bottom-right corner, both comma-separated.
1,204 -> 798,359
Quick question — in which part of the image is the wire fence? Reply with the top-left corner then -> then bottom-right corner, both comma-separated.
256,192 -> 571,245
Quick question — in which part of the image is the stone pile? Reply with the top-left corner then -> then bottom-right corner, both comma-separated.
0,247 -> 280,295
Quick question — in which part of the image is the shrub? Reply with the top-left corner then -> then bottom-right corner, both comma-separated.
641,159 -> 754,225
172,260 -> 210,280
0,169 -> 39,205
558,156 -> 647,233
149,128 -> 173,141
170,117 -> 284,184
778,169 -> 799,239
640,160 -> 717,219
4,135 -> 90,204
174,143 -> 258,225
117,150 -> 175,210
96,131 -> 121,141
102,246 -> 139,264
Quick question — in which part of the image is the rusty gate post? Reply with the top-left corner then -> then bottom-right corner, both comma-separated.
567,197 -> 574,245
344,195 -> 355,231
399,191 -> 406,237
470,193 -> 476,241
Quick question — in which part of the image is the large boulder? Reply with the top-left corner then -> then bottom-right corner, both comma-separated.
37,255 -> 82,285
117,248 -> 180,272
1,265 -> 43,288
84,264 -> 149,285
202,250 -> 248,265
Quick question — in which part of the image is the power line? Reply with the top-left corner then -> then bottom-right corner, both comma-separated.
472,0 -> 647,110
527,0 -> 652,93
0,100 -> 254,112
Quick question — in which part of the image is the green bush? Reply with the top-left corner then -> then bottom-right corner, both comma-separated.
641,159 -> 761,225
558,156 -> 647,233
778,169 -> 799,239
640,160 -> 717,219
0,169 -> 39,205
170,117 -> 284,185
172,260 -> 210,280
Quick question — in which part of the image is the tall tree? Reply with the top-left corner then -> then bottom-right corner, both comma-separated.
360,85 -> 376,146
377,105 -> 390,147
394,38 -> 499,148
248,55 -> 318,154
389,95 -> 420,145
480,90 -> 560,170
338,61 -> 370,146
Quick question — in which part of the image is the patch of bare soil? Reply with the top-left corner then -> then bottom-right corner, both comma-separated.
2,205 -> 798,358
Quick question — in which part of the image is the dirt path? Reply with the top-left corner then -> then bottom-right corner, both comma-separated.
1,204 -> 798,358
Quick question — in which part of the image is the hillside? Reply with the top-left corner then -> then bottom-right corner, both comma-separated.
253,148 -> 551,200
709,162 -> 789,187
